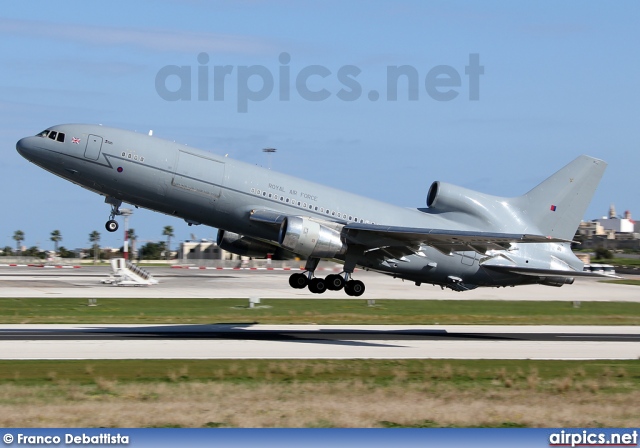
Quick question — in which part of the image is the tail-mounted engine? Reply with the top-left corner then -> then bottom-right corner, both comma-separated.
279,216 -> 347,259
426,181 -> 511,227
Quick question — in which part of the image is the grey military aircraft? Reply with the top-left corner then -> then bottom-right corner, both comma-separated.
17,124 -> 610,296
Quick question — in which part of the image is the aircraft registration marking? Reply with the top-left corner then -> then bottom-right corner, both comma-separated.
121,151 -> 145,162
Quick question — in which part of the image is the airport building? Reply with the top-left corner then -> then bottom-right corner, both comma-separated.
177,240 -> 242,262
575,204 -> 640,250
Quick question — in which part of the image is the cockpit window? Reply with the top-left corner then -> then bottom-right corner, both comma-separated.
37,129 -> 65,142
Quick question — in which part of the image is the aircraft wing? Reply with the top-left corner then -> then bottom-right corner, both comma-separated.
247,210 -> 571,257
342,223 -> 571,256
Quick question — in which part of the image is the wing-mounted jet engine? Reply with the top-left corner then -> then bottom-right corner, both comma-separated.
278,217 -> 347,259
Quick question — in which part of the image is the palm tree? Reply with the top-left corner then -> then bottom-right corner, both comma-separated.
89,230 -> 101,264
13,230 -> 25,254
162,225 -> 174,260
50,230 -> 62,255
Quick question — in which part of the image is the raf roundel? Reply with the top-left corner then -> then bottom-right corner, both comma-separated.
117,167 -> 123,173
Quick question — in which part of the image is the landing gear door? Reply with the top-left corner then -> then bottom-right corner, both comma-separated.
84,134 -> 103,160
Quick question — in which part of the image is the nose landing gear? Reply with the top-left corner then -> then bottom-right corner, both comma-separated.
104,196 -> 122,233
106,219 -> 119,232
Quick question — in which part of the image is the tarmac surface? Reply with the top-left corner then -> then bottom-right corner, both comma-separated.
1,264 -> 639,301
0,324 -> 638,360
0,265 -> 638,360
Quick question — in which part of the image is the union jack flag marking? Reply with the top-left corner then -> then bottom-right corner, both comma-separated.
71,137 -> 81,144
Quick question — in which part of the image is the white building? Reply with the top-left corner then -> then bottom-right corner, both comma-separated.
596,207 -> 635,233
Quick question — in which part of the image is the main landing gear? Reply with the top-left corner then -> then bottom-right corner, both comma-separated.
104,197 -> 122,232
288,258 -> 365,296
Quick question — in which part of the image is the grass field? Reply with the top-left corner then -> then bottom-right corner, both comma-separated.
1,298 -> 640,325
0,359 -> 638,427
1,298 -> 638,427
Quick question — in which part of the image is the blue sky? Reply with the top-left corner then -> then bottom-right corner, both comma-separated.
1,1 -> 639,251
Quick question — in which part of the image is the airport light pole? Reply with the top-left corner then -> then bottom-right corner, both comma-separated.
120,208 -> 133,261
263,147 -> 276,169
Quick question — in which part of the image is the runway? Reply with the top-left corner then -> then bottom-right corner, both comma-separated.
0,324 -> 638,360
1,265 -> 639,301
1,266 -> 638,360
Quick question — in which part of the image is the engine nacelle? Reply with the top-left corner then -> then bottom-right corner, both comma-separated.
427,181 -> 507,224
279,216 -> 347,259
216,230 -> 280,257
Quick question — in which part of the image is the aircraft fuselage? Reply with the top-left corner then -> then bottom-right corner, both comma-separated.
17,123 -> 604,294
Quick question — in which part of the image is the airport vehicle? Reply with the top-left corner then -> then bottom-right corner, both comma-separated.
17,124 -> 611,296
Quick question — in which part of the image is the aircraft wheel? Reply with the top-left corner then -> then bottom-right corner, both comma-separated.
105,220 -> 119,232
289,273 -> 308,289
308,277 -> 327,294
345,280 -> 365,297
325,274 -> 345,291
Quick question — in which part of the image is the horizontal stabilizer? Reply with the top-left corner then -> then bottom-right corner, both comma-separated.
483,264 -> 621,279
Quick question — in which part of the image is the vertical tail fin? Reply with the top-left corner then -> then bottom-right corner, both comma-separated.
512,155 -> 607,240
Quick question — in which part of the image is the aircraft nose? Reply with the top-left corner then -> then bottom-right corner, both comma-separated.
16,137 -> 35,159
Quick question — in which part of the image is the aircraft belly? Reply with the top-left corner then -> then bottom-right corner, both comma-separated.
359,248 -> 507,288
